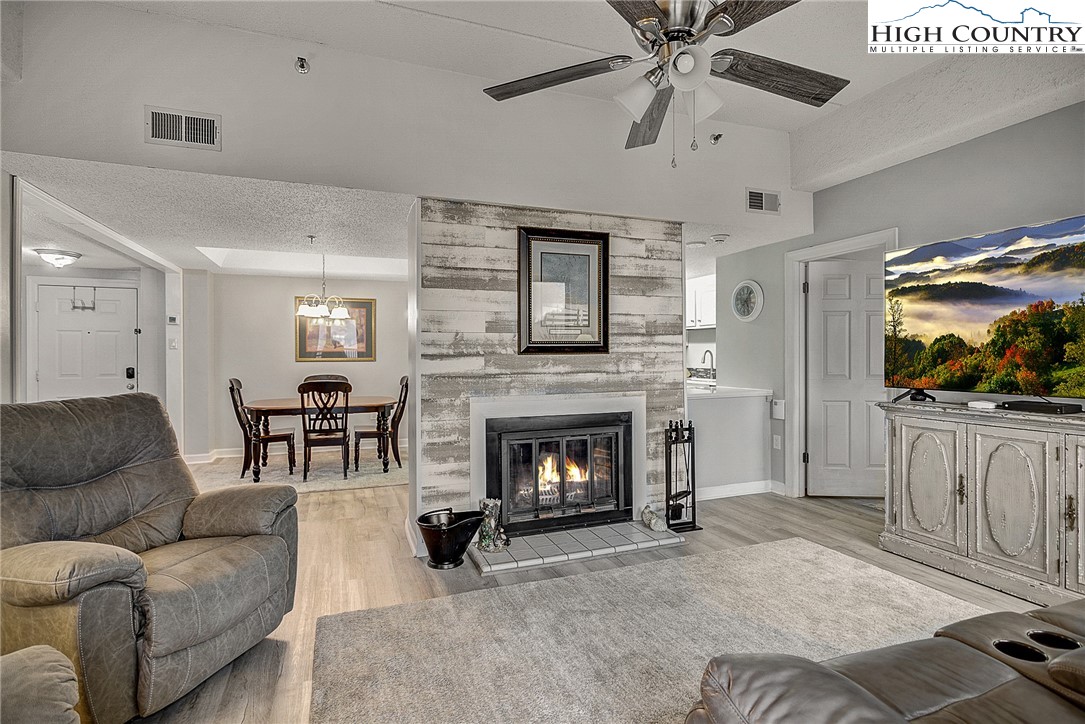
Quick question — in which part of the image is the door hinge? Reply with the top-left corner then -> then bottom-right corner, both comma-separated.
802,281 -> 809,294
1056,446 -> 1061,462
802,452 -> 809,464
1067,495 -> 1077,532
1057,557 -> 1061,576
957,473 -> 966,505
134,328 -> 142,335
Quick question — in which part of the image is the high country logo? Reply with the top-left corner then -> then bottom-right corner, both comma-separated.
868,0 -> 1084,53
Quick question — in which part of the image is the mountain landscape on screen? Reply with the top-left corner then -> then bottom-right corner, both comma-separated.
885,215 -> 1085,397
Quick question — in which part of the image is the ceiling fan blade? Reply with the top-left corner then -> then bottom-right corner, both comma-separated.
605,0 -> 668,28
711,49 -> 849,107
703,0 -> 800,35
484,55 -> 633,101
625,85 -> 674,149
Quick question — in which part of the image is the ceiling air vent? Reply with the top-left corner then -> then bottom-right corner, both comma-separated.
144,106 -> 221,151
746,188 -> 781,215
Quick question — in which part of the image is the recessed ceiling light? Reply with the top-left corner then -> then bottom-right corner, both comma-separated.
686,240 -> 707,248
34,249 -> 81,268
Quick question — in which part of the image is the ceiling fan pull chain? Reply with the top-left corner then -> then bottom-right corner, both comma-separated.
690,93 -> 698,151
671,92 -> 677,169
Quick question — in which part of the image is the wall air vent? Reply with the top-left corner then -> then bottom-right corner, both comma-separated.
144,106 -> 221,151
746,188 -> 781,215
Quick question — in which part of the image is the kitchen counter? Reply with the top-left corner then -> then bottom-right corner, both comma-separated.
685,384 -> 772,495
686,383 -> 773,400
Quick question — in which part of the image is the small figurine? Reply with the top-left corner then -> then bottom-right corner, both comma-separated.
641,505 -> 667,532
477,498 -> 510,553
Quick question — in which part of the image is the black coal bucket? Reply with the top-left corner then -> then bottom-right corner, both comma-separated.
416,508 -> 484,569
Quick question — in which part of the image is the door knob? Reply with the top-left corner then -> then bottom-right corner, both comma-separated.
126,384 -> 135,390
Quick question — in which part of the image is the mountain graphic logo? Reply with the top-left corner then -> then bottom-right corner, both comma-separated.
883,0 -> 1075,25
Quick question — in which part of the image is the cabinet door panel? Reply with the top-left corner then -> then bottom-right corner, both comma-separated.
970,425 -> 1059,584
897,417 -> 965,554
1067,436 -> 1085,593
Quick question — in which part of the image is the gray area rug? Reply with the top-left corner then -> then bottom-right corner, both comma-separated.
189,450 -> 406,494
311,537 -> 988,723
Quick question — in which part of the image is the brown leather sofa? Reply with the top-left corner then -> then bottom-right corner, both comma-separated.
0,394 -> 298,723
687,598 -> 1085,723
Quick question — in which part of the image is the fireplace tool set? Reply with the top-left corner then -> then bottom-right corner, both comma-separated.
665,419 -> 701,532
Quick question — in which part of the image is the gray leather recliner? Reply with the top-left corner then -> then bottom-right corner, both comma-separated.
686,598 -> 1085,723
0,393 -> 298,723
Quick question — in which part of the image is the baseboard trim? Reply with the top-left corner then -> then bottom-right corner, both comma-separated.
697,480 -> 785,501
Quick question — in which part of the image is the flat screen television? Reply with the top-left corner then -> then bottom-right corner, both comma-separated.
884,214 -> 1085,399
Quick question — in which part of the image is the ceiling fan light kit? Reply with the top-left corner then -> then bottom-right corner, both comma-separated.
482,0 -> 850,155
667,44 -> 711,92
682,85 -> 723,123
614,68 -> 665,121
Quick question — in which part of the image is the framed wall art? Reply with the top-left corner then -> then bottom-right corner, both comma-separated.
294,297 -> 376,362
517,227 -> 609,354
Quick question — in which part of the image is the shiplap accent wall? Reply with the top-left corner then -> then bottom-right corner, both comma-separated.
415,197 -> 685,512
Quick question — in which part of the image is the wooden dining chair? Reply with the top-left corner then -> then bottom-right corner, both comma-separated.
298,379 -> 352,481
228,378 -> 295,478
354,375 -> 408,471
303,374 -> 348,383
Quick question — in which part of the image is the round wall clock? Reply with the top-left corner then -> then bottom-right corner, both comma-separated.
731,280 -> 764,322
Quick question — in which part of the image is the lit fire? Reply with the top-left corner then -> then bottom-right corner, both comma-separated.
538,454 -> 589,484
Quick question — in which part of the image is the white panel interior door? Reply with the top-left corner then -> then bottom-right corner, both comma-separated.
35,286 -> 138,400
806,260 -> 885,496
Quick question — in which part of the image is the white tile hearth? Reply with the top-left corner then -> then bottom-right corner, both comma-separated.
468,522 -> 685,576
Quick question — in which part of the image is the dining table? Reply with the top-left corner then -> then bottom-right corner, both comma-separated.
244,395 -> 398,482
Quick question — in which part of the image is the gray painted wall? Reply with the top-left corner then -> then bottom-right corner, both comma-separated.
414,198 -> 685,511
182,270 -> 213,457
715,103 -> 1085,484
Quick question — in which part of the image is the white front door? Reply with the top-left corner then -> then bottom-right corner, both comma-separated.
35,285 -> 139,400
806,259 -> 885,496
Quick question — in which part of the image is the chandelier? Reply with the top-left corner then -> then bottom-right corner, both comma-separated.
295,235 -> 349,322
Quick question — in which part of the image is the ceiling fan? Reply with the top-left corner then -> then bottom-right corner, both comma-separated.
483,0 -> 850,150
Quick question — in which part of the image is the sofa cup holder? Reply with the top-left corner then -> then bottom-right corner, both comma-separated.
1027,630 -> 1081,650
992,639 -> 1049,663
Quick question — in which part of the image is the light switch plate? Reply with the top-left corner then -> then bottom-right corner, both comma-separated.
771,399 -> 786,420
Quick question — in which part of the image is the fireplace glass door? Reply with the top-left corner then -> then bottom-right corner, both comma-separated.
502,427 -> 622,524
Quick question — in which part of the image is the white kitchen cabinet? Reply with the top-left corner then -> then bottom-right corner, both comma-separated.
686,276 -> 716,329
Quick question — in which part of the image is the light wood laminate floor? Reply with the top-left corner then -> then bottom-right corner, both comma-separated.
141,488 -> 1032,724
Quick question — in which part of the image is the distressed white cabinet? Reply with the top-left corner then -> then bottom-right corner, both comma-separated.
1067,435 -> 1085,594
895,416 -> 966,556
685,276 -> 716,329
968,425 -> 1060,585
880,402 -> 1085,605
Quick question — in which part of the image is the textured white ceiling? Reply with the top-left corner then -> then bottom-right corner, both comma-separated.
3,152 -> 416,272
20,194 -> 146,272
113,0 -> 940,132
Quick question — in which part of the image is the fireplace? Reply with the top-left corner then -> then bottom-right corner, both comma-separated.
486,412 -> 633,536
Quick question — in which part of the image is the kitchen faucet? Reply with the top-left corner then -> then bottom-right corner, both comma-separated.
700,349 -> 715,377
